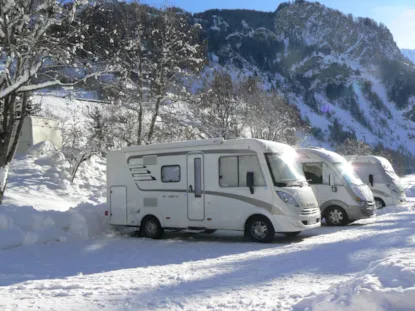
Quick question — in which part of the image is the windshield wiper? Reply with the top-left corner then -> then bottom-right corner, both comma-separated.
287,180 -> 308,187
279,179 -> 308,187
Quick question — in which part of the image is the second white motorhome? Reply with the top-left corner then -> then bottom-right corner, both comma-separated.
345,155 -> 407,209
107,138 -> 321,243
297,147 -> 375,226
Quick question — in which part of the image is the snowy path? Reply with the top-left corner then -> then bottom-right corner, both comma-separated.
1,207 -> 414,311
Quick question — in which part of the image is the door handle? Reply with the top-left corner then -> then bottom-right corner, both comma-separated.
188,185 -> 193,193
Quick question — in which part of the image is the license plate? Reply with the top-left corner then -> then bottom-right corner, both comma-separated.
309,219 -> 317,225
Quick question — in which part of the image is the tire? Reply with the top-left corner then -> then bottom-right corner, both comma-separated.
141,216 -> 164,239
324,206 -> 348,226
247,216 -> 275,243
284,231 -> 301,237
375,198 -> 386,210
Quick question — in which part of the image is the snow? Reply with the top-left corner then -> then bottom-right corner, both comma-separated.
255,138 -> 296,155
0,203 -> 108,250
298,147 -> 346,164
402,49 -> 415,64
294,251 -> 415,311
0,142 -> 108,251
0,135 -> 414,310
402,174 -> 415,198
0,165 -> 8,190
7,142 -> 106,210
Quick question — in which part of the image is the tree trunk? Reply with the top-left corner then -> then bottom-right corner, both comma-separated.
0,164 -> 10,205
147,97 -> 162,143
71,153 -> 93,182
137,102 -> 143,145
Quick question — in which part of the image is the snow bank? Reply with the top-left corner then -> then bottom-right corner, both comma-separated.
0,203 -> 109,250
7,141 -> 106,210
406,185 -> 415,198
295,252 -> 415,311
402,174 -> 415,198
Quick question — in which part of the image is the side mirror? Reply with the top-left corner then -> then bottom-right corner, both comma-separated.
329,174 -> 334,186
246,172 -> 255,194
369,174 -> 374,187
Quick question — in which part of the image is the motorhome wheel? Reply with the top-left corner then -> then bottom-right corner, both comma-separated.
247,216 -> 275,243
375,198 -> 385,210
141,216 -> 164,239
325,206 -> 348,226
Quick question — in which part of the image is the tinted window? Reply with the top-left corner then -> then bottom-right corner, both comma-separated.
161,165 -> 180,183
219,155 -> 265,187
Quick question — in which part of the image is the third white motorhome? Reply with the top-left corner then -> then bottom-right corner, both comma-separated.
107,138 -> 321,243
345,155 -> 407,209
297,147 -> 375,226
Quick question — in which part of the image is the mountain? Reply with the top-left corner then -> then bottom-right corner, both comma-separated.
193,1 -> 415,157
402,49 -> 415,64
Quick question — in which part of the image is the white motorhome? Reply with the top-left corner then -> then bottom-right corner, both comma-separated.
297,148 -> 375,226
345,155 -> 407,209
107,138 -> 321,243
16,116 -> 62,153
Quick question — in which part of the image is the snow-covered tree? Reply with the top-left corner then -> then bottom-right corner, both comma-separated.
241,76 -> 307,144
336,138 -> 373,156
90,3 -> 204,146
190,70 -> 247,139
0,0 -> 113,204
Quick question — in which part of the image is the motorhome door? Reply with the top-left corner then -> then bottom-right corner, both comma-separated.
187,153 -> 205,220
303,163 -> 330,204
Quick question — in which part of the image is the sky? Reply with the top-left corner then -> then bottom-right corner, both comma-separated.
142,0 -> 415,49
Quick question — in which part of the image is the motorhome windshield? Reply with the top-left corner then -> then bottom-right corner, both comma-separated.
265,153 -> 307,187
335,162 -> 364,186
381,161 -> 400,182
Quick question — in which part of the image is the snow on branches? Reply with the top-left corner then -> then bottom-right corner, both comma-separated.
0,0 -> 117,203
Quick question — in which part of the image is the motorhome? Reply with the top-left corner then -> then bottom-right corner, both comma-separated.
345,155 -> 407,209
297,148 -> 375,226
16,116 -> 62,154
107,138 -> 321,243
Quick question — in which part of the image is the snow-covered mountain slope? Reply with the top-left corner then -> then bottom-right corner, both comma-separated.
194,1 -> 415,156
402,49 -> 415,64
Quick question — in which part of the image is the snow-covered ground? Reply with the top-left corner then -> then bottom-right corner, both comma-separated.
0,144 -> 414,310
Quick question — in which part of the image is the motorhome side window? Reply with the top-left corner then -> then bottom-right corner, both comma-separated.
161,165 -> 180,183
219,155 -> 265,187
303,164 -> 323,184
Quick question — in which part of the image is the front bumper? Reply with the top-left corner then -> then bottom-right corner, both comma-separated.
272,213 -> 321,232
395,196 -> 407,205
347,203 -> 376,221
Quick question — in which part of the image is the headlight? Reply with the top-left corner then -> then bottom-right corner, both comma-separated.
277,191 -> 300,207
386,184 -> 399,194
355,197 -> 367,207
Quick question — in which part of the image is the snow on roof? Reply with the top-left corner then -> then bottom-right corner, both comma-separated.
297,147 -> 347,164
121,138 -> 294,155
250,139 -> 295,155
345,155 -> 393,168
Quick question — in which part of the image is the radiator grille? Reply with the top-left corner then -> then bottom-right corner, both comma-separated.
301,208 -> 319,216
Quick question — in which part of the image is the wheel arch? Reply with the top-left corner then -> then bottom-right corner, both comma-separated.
320,200 -> 350,217
140,214 -> 164,229
244,213 -> 275,232
374,197 -> 386,208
